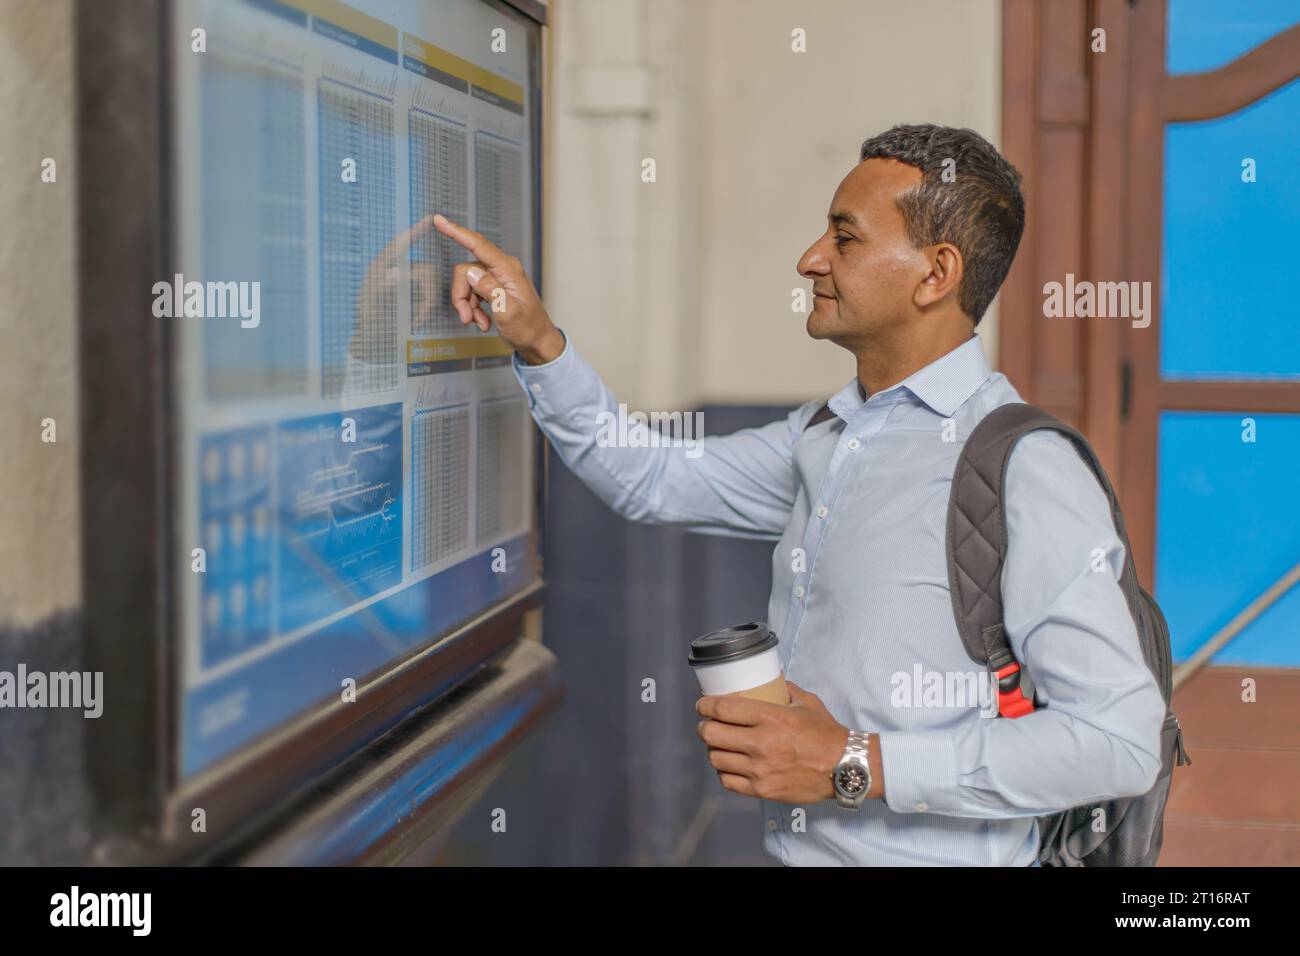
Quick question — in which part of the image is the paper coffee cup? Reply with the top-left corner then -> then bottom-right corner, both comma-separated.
688,622 -> 790,705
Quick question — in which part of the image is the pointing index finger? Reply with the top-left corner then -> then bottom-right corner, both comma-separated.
433,214 -> 510,270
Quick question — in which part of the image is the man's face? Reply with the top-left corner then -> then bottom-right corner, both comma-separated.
797,158 -> 930,347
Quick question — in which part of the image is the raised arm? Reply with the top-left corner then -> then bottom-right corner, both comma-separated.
434,215 -> 802,538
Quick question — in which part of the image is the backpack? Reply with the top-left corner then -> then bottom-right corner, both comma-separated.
805,399 -> 1191,865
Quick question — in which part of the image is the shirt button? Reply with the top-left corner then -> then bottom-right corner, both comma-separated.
530,383 -> 543,394
847,438 -> 860,450
766,818 -> 779,832
915,802 -> 929,812
816,506 -> 829,519
793,585 -> 805,599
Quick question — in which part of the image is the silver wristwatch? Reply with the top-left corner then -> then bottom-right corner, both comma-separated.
833,730 -> 872,809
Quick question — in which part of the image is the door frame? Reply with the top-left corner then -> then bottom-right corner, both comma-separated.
1122,2 -> 1300,585
1000,0 -> 1300,585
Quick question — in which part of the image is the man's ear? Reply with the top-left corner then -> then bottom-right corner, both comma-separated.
913,242 -> 963,310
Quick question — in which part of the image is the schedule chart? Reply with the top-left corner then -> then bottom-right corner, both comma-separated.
409,109 -> 471,335
410,404 -> 471,570
473,131 -> 525,260
318,77 -> 399,398
475,397 -> 526,546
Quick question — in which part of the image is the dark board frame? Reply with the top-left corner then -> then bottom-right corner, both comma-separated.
76,0 -> 549,861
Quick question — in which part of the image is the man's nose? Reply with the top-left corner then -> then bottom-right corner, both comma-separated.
797,239 -> 831,278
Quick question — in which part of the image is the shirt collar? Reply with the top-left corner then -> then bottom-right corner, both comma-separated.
827,336 -> 992,420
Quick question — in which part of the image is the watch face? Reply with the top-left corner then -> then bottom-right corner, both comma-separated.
836,765 -> 867,796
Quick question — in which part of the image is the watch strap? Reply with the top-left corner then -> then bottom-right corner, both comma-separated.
834,730 -> 872,808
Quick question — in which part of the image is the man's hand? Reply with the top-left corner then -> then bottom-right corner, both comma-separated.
695,681 -> 850,804
433,214 -> 564,365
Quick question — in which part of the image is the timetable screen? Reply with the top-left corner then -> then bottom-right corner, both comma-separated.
169,0 -> 540,778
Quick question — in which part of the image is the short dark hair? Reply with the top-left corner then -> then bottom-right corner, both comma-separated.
858,124 -> 1024,325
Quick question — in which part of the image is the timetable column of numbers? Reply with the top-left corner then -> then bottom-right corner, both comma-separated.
409,110 -> 470,335
411,405 -> 471,570
473,131 -> 524,261
476,398 -> 525,546
318,79 -> 398,398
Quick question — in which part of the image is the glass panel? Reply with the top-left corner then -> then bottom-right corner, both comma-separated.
1167,0 -> 1300,75
1160,79 -> 1300,379
1155,412 -> 1300,666
172,0 -> 541,778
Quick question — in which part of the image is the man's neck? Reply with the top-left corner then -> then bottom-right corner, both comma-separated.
854,330 -> 974,399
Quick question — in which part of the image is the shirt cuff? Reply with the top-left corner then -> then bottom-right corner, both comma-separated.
877,730 -> 959,815
511,329 -> 573,411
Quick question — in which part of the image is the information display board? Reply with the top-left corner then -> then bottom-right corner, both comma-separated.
168,0 -> 542,779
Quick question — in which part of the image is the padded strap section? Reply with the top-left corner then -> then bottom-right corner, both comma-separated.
946,402 -> 1139,668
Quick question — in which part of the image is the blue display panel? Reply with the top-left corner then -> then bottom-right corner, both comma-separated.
173,0 -> 539,778
1160,79 -> 1300,379
184,530 -> 533,776
198,427 -> 274,668
1155,412 -> 1300,666
276,405 -> 403,633
1167,0 -> 1300,75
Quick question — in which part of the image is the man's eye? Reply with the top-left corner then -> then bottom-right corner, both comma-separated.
834,234 -> 852,247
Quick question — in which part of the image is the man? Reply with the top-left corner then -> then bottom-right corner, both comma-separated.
434,124 -> 1165,866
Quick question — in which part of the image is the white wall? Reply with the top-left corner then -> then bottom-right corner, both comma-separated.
0,0 -> 80,626
545,0 -> 1002,410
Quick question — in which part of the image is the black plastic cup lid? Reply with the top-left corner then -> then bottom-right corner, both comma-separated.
688,622 -> 778,666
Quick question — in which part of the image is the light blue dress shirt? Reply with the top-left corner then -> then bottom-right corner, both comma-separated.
512,333 -> 1166,866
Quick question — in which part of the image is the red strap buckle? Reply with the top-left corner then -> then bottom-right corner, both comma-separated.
994,662 -> 1035,718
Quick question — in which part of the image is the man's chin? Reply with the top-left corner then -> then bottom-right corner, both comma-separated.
805,313 -> 837,341
806,316 -> 862,353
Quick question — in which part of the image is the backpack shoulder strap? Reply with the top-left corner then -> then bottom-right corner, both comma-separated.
803,401 -> 837,431
946,402 -> 1136,674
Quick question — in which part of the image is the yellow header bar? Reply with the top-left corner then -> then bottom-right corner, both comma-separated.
294,0 -> 398,51
407,336 -> 512,364
403,32 -> 524,106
